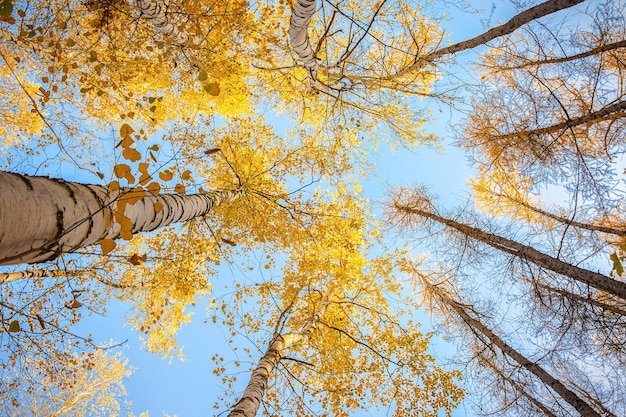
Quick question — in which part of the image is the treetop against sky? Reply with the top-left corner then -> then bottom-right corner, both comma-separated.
1,0 -> 624,416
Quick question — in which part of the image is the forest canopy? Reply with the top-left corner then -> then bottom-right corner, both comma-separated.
0,0 -> 624,416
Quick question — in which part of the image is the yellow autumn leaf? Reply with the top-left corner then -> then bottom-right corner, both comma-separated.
113,163 -> 135,184
147,182 -> 161,195
108,180 -> 120,191
100,239 -> 116,254
119,123 -> 134,138
174,183 -> 186,194
158,170 -> 173,181
122,147 -> 142,162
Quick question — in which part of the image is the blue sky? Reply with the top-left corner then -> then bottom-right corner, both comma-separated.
0,1 -> 557,416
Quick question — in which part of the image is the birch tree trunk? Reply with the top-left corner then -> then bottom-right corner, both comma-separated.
137,0 -> 201,46
289,0 -> 319,82
0,171 -> 242,265
0,268 -> 81,283
228,290 -> 333,417
392,0 -> 587,78
420,275 -> 603,417
393,202 -> 626,300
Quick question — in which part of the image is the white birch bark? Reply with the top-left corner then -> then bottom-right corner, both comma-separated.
393,203 -> 626,300
0,171 -> 242,265
137,0 -> 201,46
228,290 -> 333,417
289,0 -> 319,82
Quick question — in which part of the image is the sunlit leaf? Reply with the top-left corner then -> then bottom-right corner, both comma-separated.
100,239 -> 116,254
147,182 -> 161,195
158,170 -> 173,181
122,147 -> 142,162
174,183 -> 186,194
129,253 -> 147,265
120,123 -> 134,138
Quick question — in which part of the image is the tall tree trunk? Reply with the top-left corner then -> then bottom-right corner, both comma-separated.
474,184 -> 626,237
392,0 -> 587,78
392,202 -> 626,300
418,274 -> 603,417
289,0 -> 319,82
0,268 -> 81,283
498,39 -> 626,70
490,100 -> 626,143
228,290 -> 333,417
479,353 -> 560,417
0,171 -> 242,265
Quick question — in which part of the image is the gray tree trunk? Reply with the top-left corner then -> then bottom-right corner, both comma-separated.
422,277 -> 603,417
393,0 -> 587,78
137,0 -> 201,45
393,203 -> 626,300
228,290 -> 333,417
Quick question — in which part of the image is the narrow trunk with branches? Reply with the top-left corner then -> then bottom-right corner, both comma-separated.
391,195 -> 626,300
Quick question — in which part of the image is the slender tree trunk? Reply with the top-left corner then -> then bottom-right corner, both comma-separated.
527,278 -> 626,316
289,0 -> 319,81
228,290 -> 333,417
492,100 -> 626,143
0,268 -> 78,283
392,0 -> 587,78
228,334 -> 287,417
419,275 -> 603,417
0,171 -> 242,265
393,203 -> 626,300
480,188 -> 626,237
480,355 -> 560,417
498,39 -> 626,70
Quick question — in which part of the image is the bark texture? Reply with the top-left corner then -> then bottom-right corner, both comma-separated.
425,279 -> 602,417
229,290 -> 334,417
228,335 -> 286,417
394,0 -> 587,78
289,0 -> 319,81
0,171 -> 242,265
393,203 -> 626,300
137,0 -> 201,45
